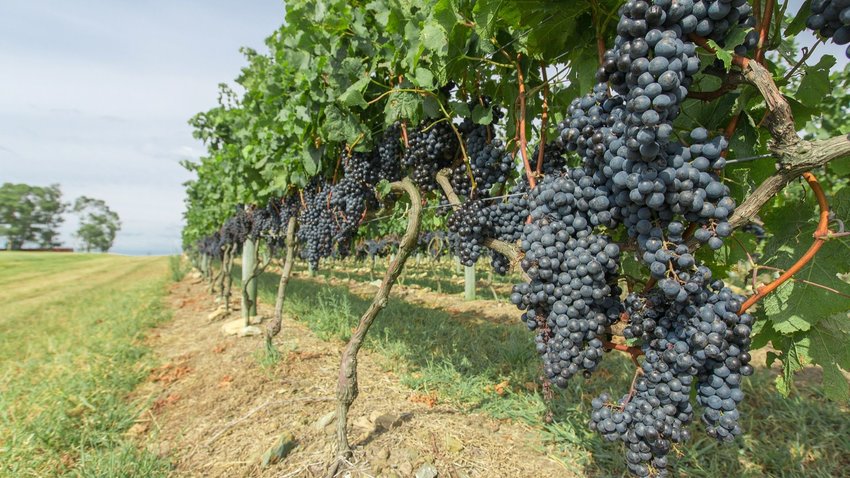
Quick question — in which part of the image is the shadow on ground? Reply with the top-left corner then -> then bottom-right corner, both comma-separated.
247,267 -> 850,478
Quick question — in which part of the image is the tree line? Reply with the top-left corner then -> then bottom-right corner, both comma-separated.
0,183 -> 121,252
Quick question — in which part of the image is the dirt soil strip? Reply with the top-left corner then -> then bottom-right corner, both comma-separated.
136,276 -> 572,478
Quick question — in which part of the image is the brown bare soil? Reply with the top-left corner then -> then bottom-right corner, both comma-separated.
136,277 -> 572,478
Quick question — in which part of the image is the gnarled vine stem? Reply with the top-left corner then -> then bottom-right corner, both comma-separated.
328,178 -> 422,476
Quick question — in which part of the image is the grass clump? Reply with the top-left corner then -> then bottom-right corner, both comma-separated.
168,254 -> 189,282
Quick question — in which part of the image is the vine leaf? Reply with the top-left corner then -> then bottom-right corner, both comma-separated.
302,145 -> 323,176
809,314 -> 850,401
414,67 -> 435,89
339,77 -> 370,108
421,22 -> 448,54
759,189 -> 850,330
707,39 -> 732,70
756,188 -> 850,399
785,0 -> 814,36
796,55 -> 836,106
471,103 -> 493,125
449,100 -> 471,117
376,179 -> 392,199
767,336 -> 810,396
384,91 -> 419,124
763,282 -> 814,333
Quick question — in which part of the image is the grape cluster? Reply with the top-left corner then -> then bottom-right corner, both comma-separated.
297,179 -> 337,269
221,205 -> 252,251
560,1 -> 745,267
297,146 -> 396,268
196,231 -> 224,259
417,231 -> 449,258
482,182 -> 528,275
376,123 -> 404,182
250,199 -> 283,241
447,199 -> 492,266
530,141 -> 569,177
278,194 -> 301,231
355,238 -> 398,261
473,141 -> 568,275
807,0 -> 850,58
450,100 -> 513,198
509,173 -> 623,384
329,152 -> 380,255
403,121 -> 458,192
512,1 -> 757,474
593,271 -> 753,477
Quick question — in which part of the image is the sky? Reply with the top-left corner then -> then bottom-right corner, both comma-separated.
0,1 -> 284,255
0,1 -> 844,255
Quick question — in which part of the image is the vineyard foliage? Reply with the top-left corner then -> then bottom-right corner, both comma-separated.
182,0 -> 850,474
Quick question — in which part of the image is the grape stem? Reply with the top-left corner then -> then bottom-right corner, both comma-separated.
590,0 -> 607,63
620,367 -> 645,410
536,64 -> 549,175
782,41 -> 822,82
401,120 -> 410,148
755,0 -> 774,63
603,340 -> 644,362
515,55 -> 537,189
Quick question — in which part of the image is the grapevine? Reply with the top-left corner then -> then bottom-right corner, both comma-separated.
180,1 -> 850,477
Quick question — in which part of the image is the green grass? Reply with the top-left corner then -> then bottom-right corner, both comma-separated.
317,257 -> 521,297
0,252 -> 173,478
168,255 -> 189,282
252,267 -> 850,478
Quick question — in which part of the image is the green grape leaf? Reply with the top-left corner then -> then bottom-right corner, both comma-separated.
422,95 -> 440,119
384,90 -> 420,124
414,67 -> 435,89
796,55 -> 837,106
376,179 -> 392,199
785,0 -> 813,36
707,39 -> 732,70
809,312 -> 850,401
339,77 -> 370,108
759,189 -> 850,330
471,103 -> 493,125
757,188 -> 850,397
774,335 -> 811,397
724,26 -> 751,49
421,21 -> 448,54
762,281 -> 816,333
449,100 -> 471,117
301,144 -> 323,176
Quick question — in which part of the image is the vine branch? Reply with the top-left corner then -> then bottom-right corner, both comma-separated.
536,64 -> 549,174
739,172 -> 832,313
329,178 -> 422,476
515,55 -> 537,189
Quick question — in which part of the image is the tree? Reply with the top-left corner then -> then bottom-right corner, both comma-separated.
73,197 -> 121,252
0,183 -> 66,250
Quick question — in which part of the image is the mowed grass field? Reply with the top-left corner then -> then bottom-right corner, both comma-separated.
0,252 -> 172,477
